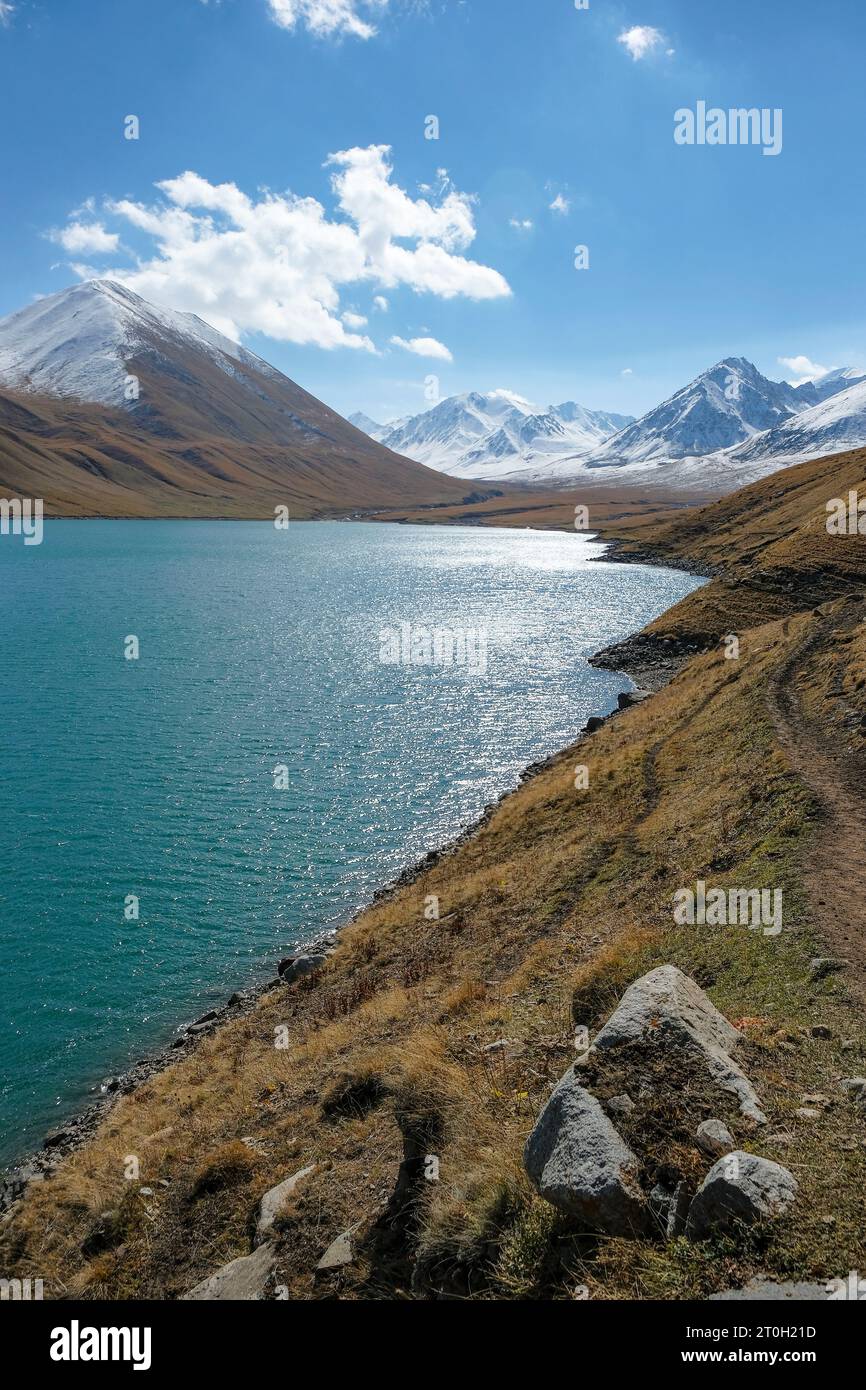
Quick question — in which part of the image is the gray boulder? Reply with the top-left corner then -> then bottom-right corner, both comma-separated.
593,965 -> 766,1123
686,1151 -> 797,1241
254,1164 -> 317,1246
279,953 -> 329,985
182,1242 -> 275,1300
523,1071 -> 649,1236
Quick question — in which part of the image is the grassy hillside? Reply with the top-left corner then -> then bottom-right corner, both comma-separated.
3,449 -> 866,1301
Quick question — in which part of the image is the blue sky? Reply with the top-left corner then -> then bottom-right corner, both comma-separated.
0,0 -> 864,423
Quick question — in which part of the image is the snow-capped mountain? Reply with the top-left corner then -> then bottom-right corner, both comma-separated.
0,278 -> 281,409
582,358 -> 809,470
727,376 -> 866,469
353,390 -> 634,480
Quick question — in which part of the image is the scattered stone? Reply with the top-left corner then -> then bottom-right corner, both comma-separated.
606,1094 -> 636,1118
801,1093 -> 831,1109
192,1010 -> 218,1027
840,1077 -> 866,1100
138,1187 -> 154,1198
523,1071 -> 649,1236
584,716 -> 606,733
710,1278 -> 832,1302
183,1242 -> 275,1300
650,1180 -> 691,1239
254,1164 -> 317,1246
686,1151 -> 797,1241
810,1025 -> 832,1039
592,965 -> 766,1123
795,1107 -> 821,1121
841,1040 -> 857,1052
483,1038 -> 514,1054
316,1230 -> 355,1275
809,957 -> 847,981
696,1119 -> 735,1158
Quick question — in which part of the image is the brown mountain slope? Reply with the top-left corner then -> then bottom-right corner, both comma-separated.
0,386 -> 471,518
0,281 -> 473,517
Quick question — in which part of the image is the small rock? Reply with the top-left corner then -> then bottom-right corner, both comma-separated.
254,1164 -> 317,1246
710,1278 -> 832,1302
801,1093 -> 831,1109
696,1119 -> 735,1157
279,953 -> 330,985
685,1151 -> 797,1241
183,1242 -> 276,1300
138,1187 -> 154,1198
840,1077 -> 866,1100
809,958 -> 847,981
42,1129 -> 72,1151
585,716 -> 606,733
810,1025 -> 832,1039
795,1107 -> 821,1120
606,1094 -> 635,1117
316,1230 -> 355,1275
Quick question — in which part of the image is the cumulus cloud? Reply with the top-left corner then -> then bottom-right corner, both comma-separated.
778,354 -> 831,385
390,334 -> 453,362
549,193 -> 570,215
53,145 -> 509,353
0,2 -> 14,25
267,0 -> 389,40
617,26 -> 665,61
373,295 -> 389,311
509,217 -> 533,231
49,221 -> 120,254
342,310 -> 368,329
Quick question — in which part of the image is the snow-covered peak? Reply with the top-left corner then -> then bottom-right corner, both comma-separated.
0,279 -> 272,407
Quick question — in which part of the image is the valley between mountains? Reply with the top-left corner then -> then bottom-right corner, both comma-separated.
3,444 -> 866,1300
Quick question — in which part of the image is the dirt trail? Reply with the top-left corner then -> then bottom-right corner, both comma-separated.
767,615 -> 866,1005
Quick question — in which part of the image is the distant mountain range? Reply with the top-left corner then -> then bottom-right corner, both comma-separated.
352,358 -> 866,489
0,281 -> 469,517
350,392 -> 635,481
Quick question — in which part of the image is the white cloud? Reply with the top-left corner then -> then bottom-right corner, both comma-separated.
0,2 -> 14,25
488,388 -> 535,409
617,26 -> 665,61
549,194 -> 570,215
54,146 -> 509,353
267,0 -> 388,40
373,295 -> 389,311
342,310 -> 368,329
49,221 -> 120,255
621,367 -> 634,377
509,217 -> 533,231
390,334 -> 453,362
778,354 -> 831,385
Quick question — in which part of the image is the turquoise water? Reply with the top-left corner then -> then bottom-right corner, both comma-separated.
0,520 -> 702,1166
